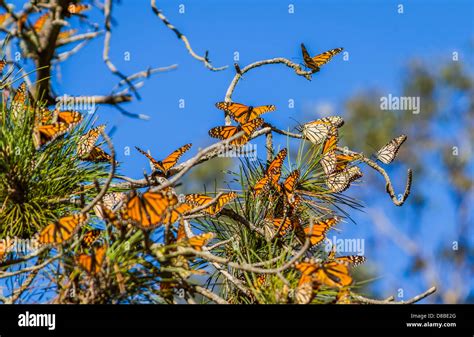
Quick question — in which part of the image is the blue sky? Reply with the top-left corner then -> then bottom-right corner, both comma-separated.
10,0 -> 474,302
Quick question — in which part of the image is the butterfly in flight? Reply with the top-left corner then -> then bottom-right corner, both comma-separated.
39,213 -> 88,244
135,143 -> 192,177
375,134 -> 407,164
215,102 -> 276,124
301,43 -> 344,73
208,118 -> 263,146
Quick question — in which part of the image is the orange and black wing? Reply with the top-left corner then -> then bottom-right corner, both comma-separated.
161,143 -> 192,172
135,146 -> 164,171
39,214 -> 88,244
301,43 -> 343,71
77,125 -> 105,157
216,101 -> 275,123
304,217 -> 338,246
81,229 -> 102,248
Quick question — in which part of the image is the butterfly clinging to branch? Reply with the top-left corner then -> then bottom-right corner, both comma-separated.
375,134 -> 407,164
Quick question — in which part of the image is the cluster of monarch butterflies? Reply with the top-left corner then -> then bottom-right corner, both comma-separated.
294,248 -> 366,304
6,82 -> 84,149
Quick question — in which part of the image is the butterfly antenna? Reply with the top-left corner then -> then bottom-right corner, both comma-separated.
289,117 -> 304,132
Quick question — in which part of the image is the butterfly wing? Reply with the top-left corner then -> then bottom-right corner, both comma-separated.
56,110 -> 83,126
77,125 -> 105,157
187,232 -> 215,251
208,125 -> 242,145
33,13 -> 49,32
34,122 -> 70,148
303,121 -> 331,144
302,44 -> 343,71
161,143 -> 192,172
376,135 -> 407,164
135,146 -> 165,172
282,170 -> 299,203
215,102 -> 250,123
39,214 -> 88,244
81,229 -> 102,248
335,255 -> 367,266
82,146 -> 113,163
304,217 -> 338,245
314,261 -> 353,288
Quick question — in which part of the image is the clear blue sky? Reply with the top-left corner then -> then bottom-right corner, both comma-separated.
13,0 -> 474,302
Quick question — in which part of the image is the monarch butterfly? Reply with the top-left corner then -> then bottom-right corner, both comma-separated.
176,221 -> 215,251
313,260 -> 353,288
102,192 -> 126,211
39,214 -> 88,244
58,29 -> 77,40
209,118 -> 263,146
33,122 -> 71,149
272,217 -> 294,236
215,102 -> 276,124
67,3 -> 91,15
295,276 -> 314,304
328,248 -> 366,266
161,202 -> 193,226
326,166 -> 363,193
186,232 -> 215,251
0,59 -> 6,74
335,152 -> 361,171
76,245 -> 106,275
101,206 -> 126,230
336,288 -> 352,304
0,13 -> 10,27
281,170 -> 300,206
81,229 -> 102,248
301,43 -> 344,73
32,13 -> 49,33
301,116 -> 344,144
124,190 -> 178,229
39,108 -> 83,126
304,217 -> 338,246
375,134 -> 407,164
84,146 -> 113,163
253,148 -> 287,195
185,192 -> 237,215
135,143 -> 192,176
77,125 -> 105,157
0,239 -> 13,263
320,131 -> 338,177
11,82 -> 30,120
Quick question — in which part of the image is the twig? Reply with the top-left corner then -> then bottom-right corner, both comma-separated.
150,0 -> 227,72
354,286 -> 436,304
193,285 -> 228,304
103,0 -> 139,99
